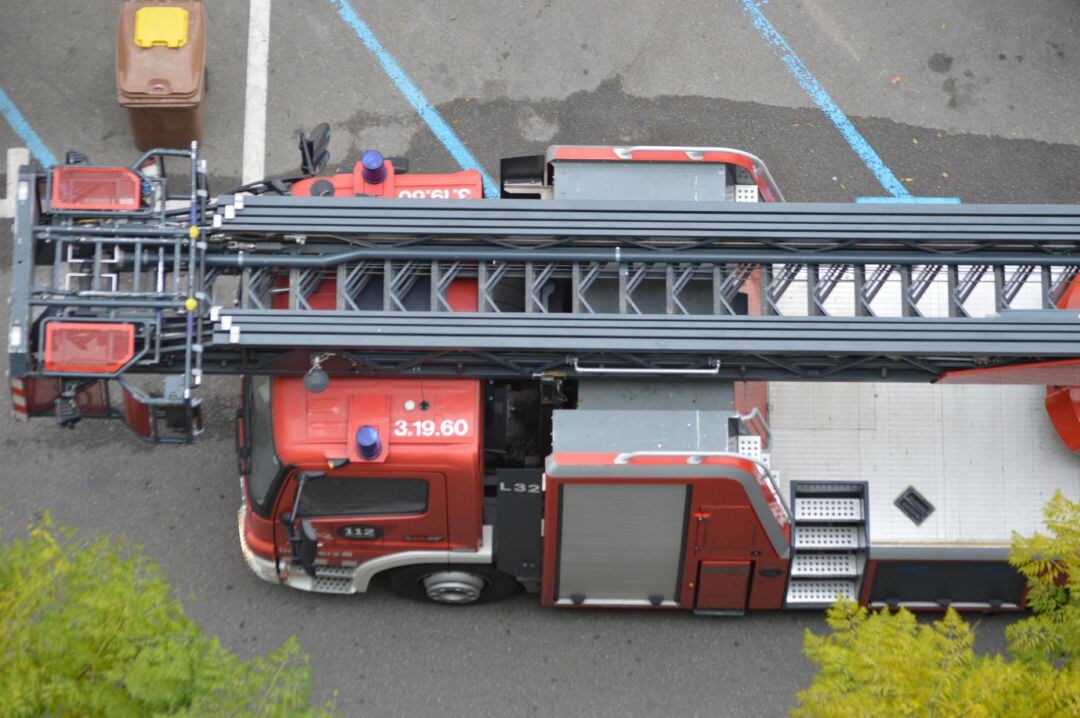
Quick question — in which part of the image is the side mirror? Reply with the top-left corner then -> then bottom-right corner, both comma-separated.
299,519 -> 319,577
299,124 -> 331,177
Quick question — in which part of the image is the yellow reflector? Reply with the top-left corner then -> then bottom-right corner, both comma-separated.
133,7 -> 189,48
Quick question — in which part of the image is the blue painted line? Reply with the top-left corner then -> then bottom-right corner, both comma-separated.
856,196 -> 961,204
741,0 -> 910,198
0,87 -> 56,167
328,0 -> 499,198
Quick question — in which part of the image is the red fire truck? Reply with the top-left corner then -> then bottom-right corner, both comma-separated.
8,129 -> 1080,612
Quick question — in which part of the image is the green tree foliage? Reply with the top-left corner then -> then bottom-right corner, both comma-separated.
0,515 -> 335,718
792,491 -> 1080,718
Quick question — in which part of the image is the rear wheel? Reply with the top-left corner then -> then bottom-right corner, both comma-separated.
388,564 -> 518,605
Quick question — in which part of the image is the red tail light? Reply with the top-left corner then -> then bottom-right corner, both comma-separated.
51,166 -> 140,211
44,322 -> 135,373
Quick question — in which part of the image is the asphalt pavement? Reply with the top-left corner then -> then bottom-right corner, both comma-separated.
3,1 -> 1078,715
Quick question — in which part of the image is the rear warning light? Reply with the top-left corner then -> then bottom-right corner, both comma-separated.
51,166 -> 141,211
44,322 -> 135,373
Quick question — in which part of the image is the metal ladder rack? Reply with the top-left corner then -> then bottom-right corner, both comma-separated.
8,146 -> 210,440
9,168 -> 1080,438
214,196 -> 1080,320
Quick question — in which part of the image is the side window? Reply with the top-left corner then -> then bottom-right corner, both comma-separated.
247,376 -> 282,512
299,477 -> 428,517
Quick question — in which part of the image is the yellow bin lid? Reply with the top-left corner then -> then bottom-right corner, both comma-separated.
133,6 -> 189,48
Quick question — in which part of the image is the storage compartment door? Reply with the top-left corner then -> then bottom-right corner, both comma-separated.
695,561 -> 751,612
556,483 -> 689,607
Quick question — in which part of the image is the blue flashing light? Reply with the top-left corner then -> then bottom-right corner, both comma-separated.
355,425 -> 382,460
361,150 -> 387,184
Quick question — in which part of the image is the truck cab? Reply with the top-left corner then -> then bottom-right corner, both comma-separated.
236,375 -> 516,602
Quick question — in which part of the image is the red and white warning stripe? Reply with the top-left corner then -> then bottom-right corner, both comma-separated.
10,378 -> 28,419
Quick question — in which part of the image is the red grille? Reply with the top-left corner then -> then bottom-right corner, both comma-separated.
51,166 -> 140,210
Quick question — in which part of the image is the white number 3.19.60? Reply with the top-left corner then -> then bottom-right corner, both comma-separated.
393,418 -> 470,438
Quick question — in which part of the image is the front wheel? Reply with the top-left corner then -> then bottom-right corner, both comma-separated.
388,564 -> 518,605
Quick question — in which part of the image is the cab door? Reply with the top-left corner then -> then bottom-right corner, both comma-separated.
274,471 -> 448,570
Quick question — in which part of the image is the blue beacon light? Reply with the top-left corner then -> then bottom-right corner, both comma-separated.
355,425 -> 382,460
361,150 -> 387,184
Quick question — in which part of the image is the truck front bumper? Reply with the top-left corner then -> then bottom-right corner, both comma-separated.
237,505 -> 280,584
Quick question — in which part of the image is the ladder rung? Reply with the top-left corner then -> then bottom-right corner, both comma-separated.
794,526 -> 862,550
794,497 -> 864,522
785,579 -> 857,606
791,553 -> 858,578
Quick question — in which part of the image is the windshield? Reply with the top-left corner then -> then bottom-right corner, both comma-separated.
246,375 -> 282,513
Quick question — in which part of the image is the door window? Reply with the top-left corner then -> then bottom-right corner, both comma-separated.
299,477 -> 428,517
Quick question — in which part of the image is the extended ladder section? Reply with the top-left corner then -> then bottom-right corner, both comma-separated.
8,159 -> 1080,437
195,196 -> 1080,379
785,482 -> 869,608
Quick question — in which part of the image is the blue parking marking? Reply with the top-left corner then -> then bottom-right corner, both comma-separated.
741,0 -> 911,198
856,197 -> 961,204
328,0 -> 499,198
0,87 -> 57,167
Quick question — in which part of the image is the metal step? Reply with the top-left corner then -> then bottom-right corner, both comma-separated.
785,579 -> 858,606
794,497 -> 865,522
794,525 -> 862,550
792,482 -> 866,496
790,553 -> 859,578
313,566 -> 355,594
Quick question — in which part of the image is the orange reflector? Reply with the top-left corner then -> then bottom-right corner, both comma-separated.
44,322 -> 135,373
51,166 -> 140,211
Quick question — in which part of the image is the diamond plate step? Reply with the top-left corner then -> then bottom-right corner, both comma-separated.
791,553 -> 858,578
785,579 -> 857,606
313,566 -> 355,594
794,525 -> 861,550
794,497 -> 864,522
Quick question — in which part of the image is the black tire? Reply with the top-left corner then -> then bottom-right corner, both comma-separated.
388,564 -> 518,605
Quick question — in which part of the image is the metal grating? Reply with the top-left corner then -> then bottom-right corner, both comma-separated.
794,497 -> 864,522
793,483 -> 865,495
313,566 -> 355,594
794,525 -> 861,550
894,486 -> 935,525
734,185 -> 759,203
785,579 -> 857,605
791,553 -> 858,578
737,435 -> 763,460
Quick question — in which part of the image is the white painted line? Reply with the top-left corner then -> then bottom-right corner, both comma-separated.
1,147 -> 30,219
242,0 -> 272,185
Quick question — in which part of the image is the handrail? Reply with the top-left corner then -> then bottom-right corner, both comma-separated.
736,407 -> 772,451
612,450 -> 790,524
569,358 -> 720,376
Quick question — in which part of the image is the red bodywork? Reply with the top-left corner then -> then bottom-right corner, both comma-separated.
291,160 -> 483,200
541,453 -> 791,612
1049,278 -> 1080,450
241,376 -> 485,571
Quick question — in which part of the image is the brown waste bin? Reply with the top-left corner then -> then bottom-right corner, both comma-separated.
116,0 -> 206,150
